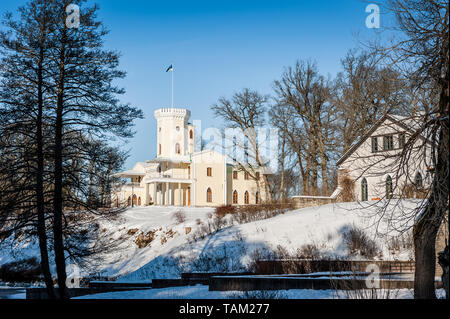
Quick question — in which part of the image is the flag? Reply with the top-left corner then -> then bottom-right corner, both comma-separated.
166,64 -> 173,72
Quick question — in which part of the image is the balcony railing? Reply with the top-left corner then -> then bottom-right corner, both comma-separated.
147,172 -> 191,180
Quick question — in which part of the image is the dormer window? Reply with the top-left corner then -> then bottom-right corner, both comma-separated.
383,135 -> 394,151
398,133 -> 406,148
371,137 -> 378,153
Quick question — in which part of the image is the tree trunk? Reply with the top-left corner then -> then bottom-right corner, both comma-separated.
53,24 -> 68,299
36,43 -> 55,299
438,245 -> 449,299
413,210 -> 439,299
279,136 -> 286,202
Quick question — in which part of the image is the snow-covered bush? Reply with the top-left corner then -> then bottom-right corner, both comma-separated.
343,225 -> 380,259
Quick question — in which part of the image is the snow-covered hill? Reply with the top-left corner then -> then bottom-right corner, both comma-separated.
0,200 -> 418,282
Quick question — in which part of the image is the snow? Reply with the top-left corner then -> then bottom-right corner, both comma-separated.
1,201 -> 418,282
74,285 -> 446,299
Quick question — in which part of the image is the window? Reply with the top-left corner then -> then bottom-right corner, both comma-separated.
398,133 -> 406,149
132,194 -> 137,206
233,190 -> 238,204
255,191 -> 260,204
159,144 -> 161,155
207,167 -> 212,176
233,171 -> 238,179
188,166 -> 191,178
159,127 -> 161,132
244,172 -> 249,180
415,172 -> 423,188
176,126 -> 180,131
138,197 -> 141,206
189,130 -> 193,139
361,178 -> 368,201
425,172 -> 431,184
244,191 -> 249,204
175,143 -> 181,154
127,196 -> 131,206
386,175 -> 393,199
371,137 -> 378,153
206,188 -> 212,203
255,172 -> 260,180
383,135 -> 394,151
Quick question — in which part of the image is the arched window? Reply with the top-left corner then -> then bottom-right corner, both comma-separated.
415,172 -> 423,188
175,143 -> 181,154
386,175 -> 393,199
244,191 -> 249,204
361,178 -> 368,201
244,172 -> 250,180
138,197 -> 141,206
132,194 -> 137,206
189,130 -> 193,139
255,191 -> 260,204
127,196 -> 131,206
233,190 -> 238,204
206,188 -> 212,203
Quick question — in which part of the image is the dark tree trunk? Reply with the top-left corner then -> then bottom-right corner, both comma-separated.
438,245 -> 449,299
53,26 -> 68,299
413,208 -> 439,299
36,44 -> 55,299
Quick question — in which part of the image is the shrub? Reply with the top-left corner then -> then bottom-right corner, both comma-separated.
0,257 -> 41,282
343,225 -> 379,259
172,210 -> 186,224
340,177 -> 355,202
215,205 -> 235,218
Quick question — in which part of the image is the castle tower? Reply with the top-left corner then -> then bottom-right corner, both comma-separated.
154,108 -> 194,159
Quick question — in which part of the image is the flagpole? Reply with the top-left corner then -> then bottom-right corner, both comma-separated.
171,64 -> 174,108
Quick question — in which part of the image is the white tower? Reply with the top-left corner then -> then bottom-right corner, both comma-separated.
154,108 -> 194,159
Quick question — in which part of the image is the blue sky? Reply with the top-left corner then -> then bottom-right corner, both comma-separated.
1,0 -> 381,169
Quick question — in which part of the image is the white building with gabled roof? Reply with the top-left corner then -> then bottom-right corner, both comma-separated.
336,113 -> 434,201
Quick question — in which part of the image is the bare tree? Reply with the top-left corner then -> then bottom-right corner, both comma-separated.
274,60 -> 336,196
212,88 -> 272,202
365,0 -> 448,299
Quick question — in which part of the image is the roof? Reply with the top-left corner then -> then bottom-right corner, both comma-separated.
336,113 -> 432,166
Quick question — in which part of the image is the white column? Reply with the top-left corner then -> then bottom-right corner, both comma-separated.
144,183 -> 149,206
165,182 -> 169,206
178,182 -> 181,206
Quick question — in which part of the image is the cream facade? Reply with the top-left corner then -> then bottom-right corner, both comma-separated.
112,107 -> 268,207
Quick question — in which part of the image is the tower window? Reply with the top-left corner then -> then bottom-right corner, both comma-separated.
233,171 -> 238,179
159,144 -> 161,155
175,143 -> 181,154
244,172 -> 250,180
189,130 -> 193,139
207,167 -> 212,176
